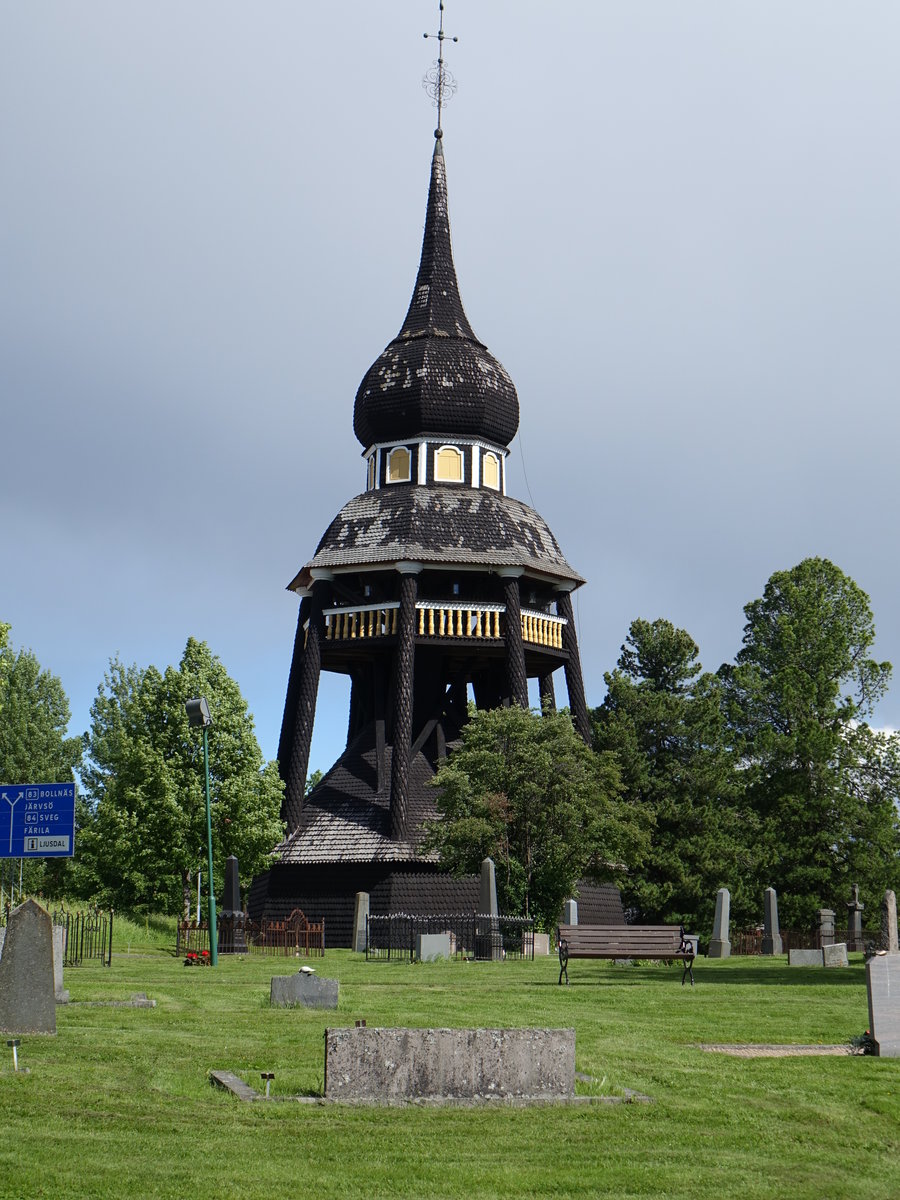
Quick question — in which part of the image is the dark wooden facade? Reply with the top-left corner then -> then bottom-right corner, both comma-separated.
249,134 -> 601,943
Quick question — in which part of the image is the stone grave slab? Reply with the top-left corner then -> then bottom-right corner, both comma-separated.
415,933 -> 451,962
270,970 -> 338,1009
531,932 -> 550,957
823,942 -> 848,967
866,954 -> 900,1057
324,1026 -> 575,1102
352,891 -> 369,954
789,949 -> 824,967
882,890 -> 899,953
762,887 -> 783,955
0,899 -> 56,1035
708,888 -> 731,958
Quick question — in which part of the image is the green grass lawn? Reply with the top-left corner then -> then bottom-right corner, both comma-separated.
0,937 -> 896,1200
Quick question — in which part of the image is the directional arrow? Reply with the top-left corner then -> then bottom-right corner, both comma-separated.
2,791 -> 24,854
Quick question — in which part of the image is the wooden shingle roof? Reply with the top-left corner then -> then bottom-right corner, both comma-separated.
353,136 -> 520,450
295,485 -> 584,587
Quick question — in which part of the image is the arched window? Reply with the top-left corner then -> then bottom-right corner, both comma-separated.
367,455 -> 376,490
387,446 -> 411,483
435,445 -> 463,482
482,452 -> 500,491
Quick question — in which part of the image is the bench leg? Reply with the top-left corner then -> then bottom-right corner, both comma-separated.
682,958 -> 694,987
558,956 -> 568,985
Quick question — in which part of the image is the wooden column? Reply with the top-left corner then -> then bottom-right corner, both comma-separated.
284,577 -> 329,832
556,587 -> 590,743
501,570 -> 529,709
539,671 -> 556,713
277,595 -> 311,786
390,564 -> 421,842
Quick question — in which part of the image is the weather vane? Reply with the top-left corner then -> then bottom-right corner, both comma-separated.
423,0 -> 458,137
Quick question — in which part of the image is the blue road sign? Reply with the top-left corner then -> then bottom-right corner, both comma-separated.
0,783 -> 76,858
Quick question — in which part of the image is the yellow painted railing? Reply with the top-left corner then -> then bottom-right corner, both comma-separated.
519,608 -> 566,650
416,603 -> 504,640
319,601 -> 567,647
324,603 -> 400,640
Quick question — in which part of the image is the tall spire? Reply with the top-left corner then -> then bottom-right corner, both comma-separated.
353,137 -> 519,449
352,1 -> 518,450
396,136 -> 477,344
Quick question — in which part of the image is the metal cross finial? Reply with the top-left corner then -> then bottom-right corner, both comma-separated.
423,0 -> 458,137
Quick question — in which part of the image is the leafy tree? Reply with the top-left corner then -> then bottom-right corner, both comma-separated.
0,621 -> 10,713
0,629 -> 83,896
0,637 -> 82,786
422,704 -> 647,931
592,619 -> 757,932
720,557 -> 898,926
79,638 -> 284,916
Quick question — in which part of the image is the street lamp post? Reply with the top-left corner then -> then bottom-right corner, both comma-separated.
185,696 -> 217,966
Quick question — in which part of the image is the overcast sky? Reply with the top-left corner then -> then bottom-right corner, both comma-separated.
3,2 -> 899,780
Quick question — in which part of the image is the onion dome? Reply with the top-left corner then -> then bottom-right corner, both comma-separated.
353,135 -> 520,449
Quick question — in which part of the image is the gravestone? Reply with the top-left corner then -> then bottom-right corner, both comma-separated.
52,925 -> 69,1002
480,857 -> 498,916
562,899 -> 578,926
789,948 -> 823,967
846,884 -> 865,952
323,1026 -> 575,1102
817,908 -> 835,947
531,932 -> 550,957
270,970 -> 339,1009
762,887 -> 782,955
866,954 -> 900,1057
823,942 -> 848,967
477,857 -> 500,960
881,890 -> 899,954
218,855 -> 248,953
352,891 -> 369,954
415,933 -> 451,961
0,898 -> 56,1035
708,888 -> 731,958
2,923 -> 68,1001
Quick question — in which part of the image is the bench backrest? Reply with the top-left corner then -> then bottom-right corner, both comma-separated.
557,923 -> 686,955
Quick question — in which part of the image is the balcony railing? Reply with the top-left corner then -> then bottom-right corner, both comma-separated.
318,601 -> 566,648
324,602 -> 400,640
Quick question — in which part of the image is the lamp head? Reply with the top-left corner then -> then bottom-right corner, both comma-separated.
185,696 -> 212,728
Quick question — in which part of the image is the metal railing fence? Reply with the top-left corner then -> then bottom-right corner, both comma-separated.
176,910 -> 324,958
49,906 -> 114,967
365,912 -> 535,961
733,926 -> 879,955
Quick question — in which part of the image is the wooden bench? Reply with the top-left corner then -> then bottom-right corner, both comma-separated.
556,924 -> 695,986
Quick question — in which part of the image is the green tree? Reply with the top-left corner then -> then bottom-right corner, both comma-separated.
592,619 -> 756,932
422,705 -> 647,931
79,638 -> 284,916
0,621 -> 10,713
720,557 -> 897,926
0,629 -> 83,896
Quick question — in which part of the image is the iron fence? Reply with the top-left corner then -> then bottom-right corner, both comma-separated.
176,910 -> 324,958
50,907 -> 113,967
733,926 -> 878,955
365,912 -> 535,961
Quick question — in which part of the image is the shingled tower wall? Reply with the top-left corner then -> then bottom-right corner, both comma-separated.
249,133 -> 612,944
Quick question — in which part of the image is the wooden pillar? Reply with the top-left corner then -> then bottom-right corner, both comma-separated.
501,570 -> 529,708
284,576 -> 329,832
556,587 -> 590,743
390,563 -> 421,842
539,671 -> 556,713
277,595 -> 311,786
